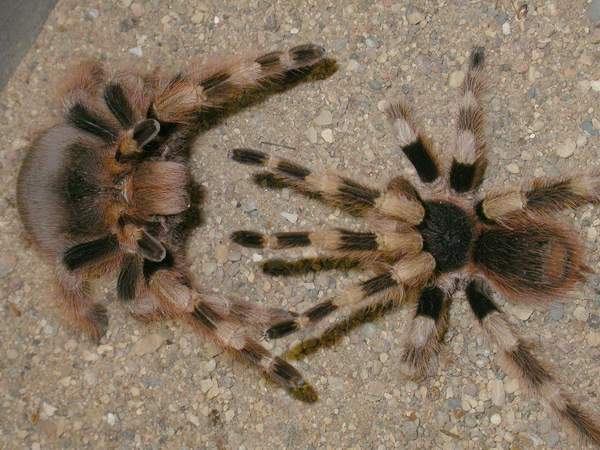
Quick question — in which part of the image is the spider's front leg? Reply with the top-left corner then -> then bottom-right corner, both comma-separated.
230,148 -> 425,224
151,44 -> 326,124
477,172 -> 600,222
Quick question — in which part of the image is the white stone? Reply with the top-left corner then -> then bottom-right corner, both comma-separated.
587,331 -> 600,347
129,47 -> 143,57
591,80 -> 600,92
448,71 -> 465,88
573,306 -> 589,322
490,413 -> 502,425
200,378 -> 212,393
305,127 -> 318,144
188,413 -> 200,427
321,129 -> 334,143
506,163 -> 520,174
132,333 -> 166,356
506,303 -> 533,321
556,140 -> 575,158
314,109 -> 333,126
488,379 -> 505,406
281,212 -> 298,223
41,402 -> 57,418
502,22 -> 511,35
191,12 -> 205,24
106,413 -> 118,426
406,8 -> 425,25
505,378 -> 520,394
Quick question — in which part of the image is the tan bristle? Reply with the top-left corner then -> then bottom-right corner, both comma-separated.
392,252 -> 435,285
375,192 -> 425,225
482,192 -> 524,219
153,80 -> 202,123
132,161 -> 190,216
377,231 -> 423,254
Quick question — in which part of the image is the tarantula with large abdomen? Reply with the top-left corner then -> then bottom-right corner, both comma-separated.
231,48 -> 600,444
17,44 -> 326,392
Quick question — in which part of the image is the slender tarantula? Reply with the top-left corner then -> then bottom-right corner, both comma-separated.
17,44 -> 326,392
231,47 -> 600,444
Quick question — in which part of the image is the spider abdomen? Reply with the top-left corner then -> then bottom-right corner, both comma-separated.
473,219 -> 587,302
417,201 -> 474,273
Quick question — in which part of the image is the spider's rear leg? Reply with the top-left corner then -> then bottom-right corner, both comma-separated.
478,173 -> 600,222
55,266 -> 109,342
136,254 -> 309,392
265,252 -> 436,340
448,46 -> 487,193
230,148 -> 425,224
466,279 -> 600,445
151,44 -> 326,123
399,285 -> 449,381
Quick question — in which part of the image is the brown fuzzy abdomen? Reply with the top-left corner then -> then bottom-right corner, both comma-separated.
473,219 -> 586,303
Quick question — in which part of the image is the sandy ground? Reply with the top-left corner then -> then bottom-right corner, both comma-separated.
2,1 -> 600,449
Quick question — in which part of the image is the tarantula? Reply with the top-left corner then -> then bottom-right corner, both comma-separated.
16,44 -> 327,392
230,47 -> 600,444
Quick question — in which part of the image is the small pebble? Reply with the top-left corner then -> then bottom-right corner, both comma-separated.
502,22 -> 511,35
448,71 -> 465,88
507,303 -> 533,321
406,7 -> 425,25
129,47 -> 143,57
314,109 -> 333,126
506,163 -> 519,174
191,12 -> 205,24
573,306 -> 589,322
321,129 -> 334,143
505,378 -> 519,394
515,62 -> 529,74
556,140 -> 575,158
305,127 -> 318,144
132,333 -> 166,356
281,212 -> 298,223
368,79 -> 382,91
576,134 -> 588,148
591,81 -> 600,92
188,413 -> 200,427
347,59 -> 360,72
548,302 -> 564,321
200,379 -> 212,393
130,2 -> 143,17
589,0 -> 600,23
41,403 -> 57,418
545,430 -> 560,448
490,413 -> 502,425
264,14 -> 277,31
228,250 -> 241,262
488,379 -> 505,406
106,413 -> 118,426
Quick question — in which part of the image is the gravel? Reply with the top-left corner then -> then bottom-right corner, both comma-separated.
2,1 -> 600,449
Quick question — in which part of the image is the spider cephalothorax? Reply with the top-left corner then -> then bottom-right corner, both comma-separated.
230,47 -> 600,444
17,44 -> 328,393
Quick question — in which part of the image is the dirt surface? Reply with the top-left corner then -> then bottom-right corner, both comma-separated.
2,1 -> 600,449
